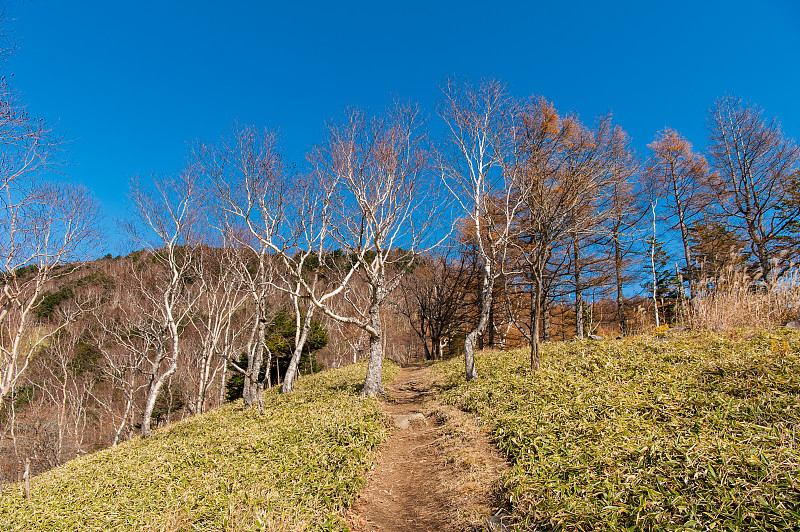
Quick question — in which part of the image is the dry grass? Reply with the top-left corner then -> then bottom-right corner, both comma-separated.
424,404 -> 510,528
684,269 -> 800,330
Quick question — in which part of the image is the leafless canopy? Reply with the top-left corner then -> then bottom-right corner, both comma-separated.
438,77 -> 518,380
307,102 -> 438,395
1,78 -> 98,405
707,96 -> 800,285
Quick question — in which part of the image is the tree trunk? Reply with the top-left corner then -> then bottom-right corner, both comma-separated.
531,280 -> 542,371
463,330 -> 479,380
417,315 -> 431,361
464,263 -> 493,381
487,295 -> 495,347
614,233 -> 627,337
196,343 -> 215,415
757,247 -> 773,288
282,307 -> 315,393
362,299 -> 385,396
242,317 -> 258,409
263,345 -> 272,389
113,386 -> 134,446
543,297 -> 551,342
574,239 -> 584,339
142,352 -> 178,438
651,202 -> 660,327
673,180 -> 696,300
244,316 -> 265,410
218,361 -> 227,408
23,457 -> 31,500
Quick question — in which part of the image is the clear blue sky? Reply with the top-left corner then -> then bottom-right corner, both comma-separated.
4,1 -> 800,254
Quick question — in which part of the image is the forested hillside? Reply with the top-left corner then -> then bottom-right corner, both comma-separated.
3,9 -> 800,498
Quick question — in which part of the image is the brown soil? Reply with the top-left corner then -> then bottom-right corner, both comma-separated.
346,365 -> 509,532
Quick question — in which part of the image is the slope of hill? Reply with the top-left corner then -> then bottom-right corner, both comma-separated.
5,329 -> 799,531
433,328 -> 800,531
0,361 -> 399,532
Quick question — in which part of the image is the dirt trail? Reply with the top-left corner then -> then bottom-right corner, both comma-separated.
347,365 -> 509,532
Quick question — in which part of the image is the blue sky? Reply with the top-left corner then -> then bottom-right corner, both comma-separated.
4,1 -> 800,254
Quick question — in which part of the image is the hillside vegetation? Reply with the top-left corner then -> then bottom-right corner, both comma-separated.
434,328 -> 800,531
5,329 -> 800,531
0,361 -> 398,532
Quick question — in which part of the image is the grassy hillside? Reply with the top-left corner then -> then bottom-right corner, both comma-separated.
0,361 -> 399,532
433,329 -> 800,531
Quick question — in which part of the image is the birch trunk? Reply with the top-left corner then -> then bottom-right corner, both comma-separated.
141,352 -> 178,438
651,201 -> 660,327
362,299 -> 385,396
464,261 -> 493,381
281,305 -> 315,394
574,239 -> 584,339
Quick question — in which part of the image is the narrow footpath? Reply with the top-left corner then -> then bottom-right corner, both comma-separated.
347,365 -> 510,532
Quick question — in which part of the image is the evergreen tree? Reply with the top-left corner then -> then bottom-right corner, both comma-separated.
225,309 -> 327,402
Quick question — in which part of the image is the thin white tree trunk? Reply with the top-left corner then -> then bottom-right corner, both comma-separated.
651,201 -> 660,328
464,261 -> 493,381
281,305 -> 314,394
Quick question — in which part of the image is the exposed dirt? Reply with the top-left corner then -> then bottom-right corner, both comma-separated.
347,365 -> 510,532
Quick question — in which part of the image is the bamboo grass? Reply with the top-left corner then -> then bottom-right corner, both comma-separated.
1,361 -> 399,532
433,329 -> 800,531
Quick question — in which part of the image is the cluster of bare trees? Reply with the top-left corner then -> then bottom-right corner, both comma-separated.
433,81 -> 642,370
2,62 -> 799,484
423,81 -> 800,372
1,98 -> 443,484
0,37 -> 104,482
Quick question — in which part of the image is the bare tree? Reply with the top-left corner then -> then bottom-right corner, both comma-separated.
646,128 -> 710,298
186,244 -> 248,413
199,125 -> 335,399
398,246 -> 476,360
91,299 -> 149,446
307,103 -> 436,395
0,76 -> 98,404
505,99 -> 613,369
274,172 -> 338,394
503,241 -> 569,346
24,322 -> 96,470
0,23 -> 97,477
648,200 -> 660,327
602,126 -> 643,336
198,126 -> 290,407
707,96 -> 800,286
125,171 -> 201,437
439,78 -> 518,380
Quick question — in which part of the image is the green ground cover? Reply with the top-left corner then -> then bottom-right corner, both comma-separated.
433,329 -> 800,531
1,361 -> 399,532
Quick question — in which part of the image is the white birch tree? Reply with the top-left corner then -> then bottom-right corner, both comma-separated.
125,171 -> 201,436
438,78 -> 517,380
307,103 -> 437,395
